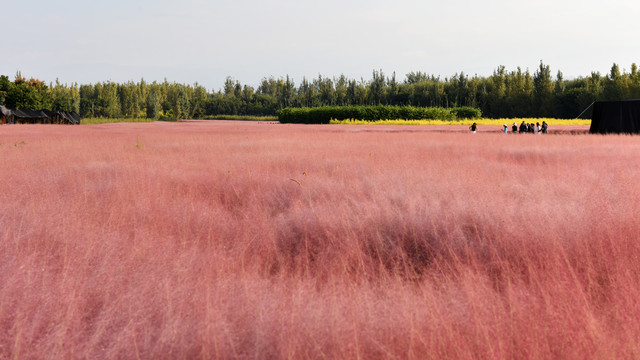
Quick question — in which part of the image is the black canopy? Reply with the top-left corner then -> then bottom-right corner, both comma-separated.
589,99 -> 640,134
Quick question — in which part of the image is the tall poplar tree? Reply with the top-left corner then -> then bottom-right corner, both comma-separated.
533,61 -> 554,117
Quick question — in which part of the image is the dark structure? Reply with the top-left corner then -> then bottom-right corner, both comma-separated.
0,105 -> 81,124
0,105 -> 11,124
589,99 -> 640,134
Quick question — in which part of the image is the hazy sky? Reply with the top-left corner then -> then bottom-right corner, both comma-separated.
3,0 -> 638,90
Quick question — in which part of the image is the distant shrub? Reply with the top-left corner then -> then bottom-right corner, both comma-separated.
278,105 -> 482,124
81,117 -> 156,125
450,106 -> 482,119
203,115 -> 278,121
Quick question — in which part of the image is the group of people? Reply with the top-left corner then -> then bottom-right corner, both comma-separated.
469,121 -> 549,134
508,121 -> 548,134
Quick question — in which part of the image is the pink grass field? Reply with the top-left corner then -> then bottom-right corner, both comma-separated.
1,121 -> 638,359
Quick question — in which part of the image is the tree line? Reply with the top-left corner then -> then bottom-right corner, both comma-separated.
1,62 -> 639,120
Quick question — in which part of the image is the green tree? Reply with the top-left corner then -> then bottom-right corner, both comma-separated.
298,77 -> 315,107
277,75 -> 295,109
630,63 -> 640,98
335,75 -> 348,106
5,72 -> 51,110
485,66 -> 507,117
386,72 -> 399,105
190,83 -> 208,118
533,61 -> 555,117
146,89 -> 161,119
405,71 -> 429,84
50,79 -> 80,112
603,63 -> 627,100
315,75 -> 335,106
175,87 -> 191,119
368,70 -> 385,105
258,77 -> 278,97
355,78 -> 368,105
96,82 -> 121,117
448,72 -> 472,107
346,79 -> 358,105
0,75 -> 11,104
119,81 -> 142,118
223,77 -> 235,97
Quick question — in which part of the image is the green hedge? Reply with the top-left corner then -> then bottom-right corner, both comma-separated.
277,105 -> 481,124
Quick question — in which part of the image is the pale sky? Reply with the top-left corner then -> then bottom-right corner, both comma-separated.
2,0 -> 638,90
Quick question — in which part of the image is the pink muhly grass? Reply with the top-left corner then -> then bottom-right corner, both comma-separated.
1,121 -> 640,358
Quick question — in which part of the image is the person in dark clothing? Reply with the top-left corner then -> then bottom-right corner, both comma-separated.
512,122 -> 518,133
541,121 -> 548,134
469,122 -> 477,133
519,121 -> 527,133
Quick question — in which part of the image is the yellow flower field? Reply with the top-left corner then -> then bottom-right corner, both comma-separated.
330,118 -> 592,126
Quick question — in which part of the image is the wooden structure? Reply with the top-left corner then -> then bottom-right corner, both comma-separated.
0,105 -> 81,124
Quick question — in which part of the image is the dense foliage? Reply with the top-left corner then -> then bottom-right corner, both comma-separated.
278,105 -> 481,124
1,61 -> 639,120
